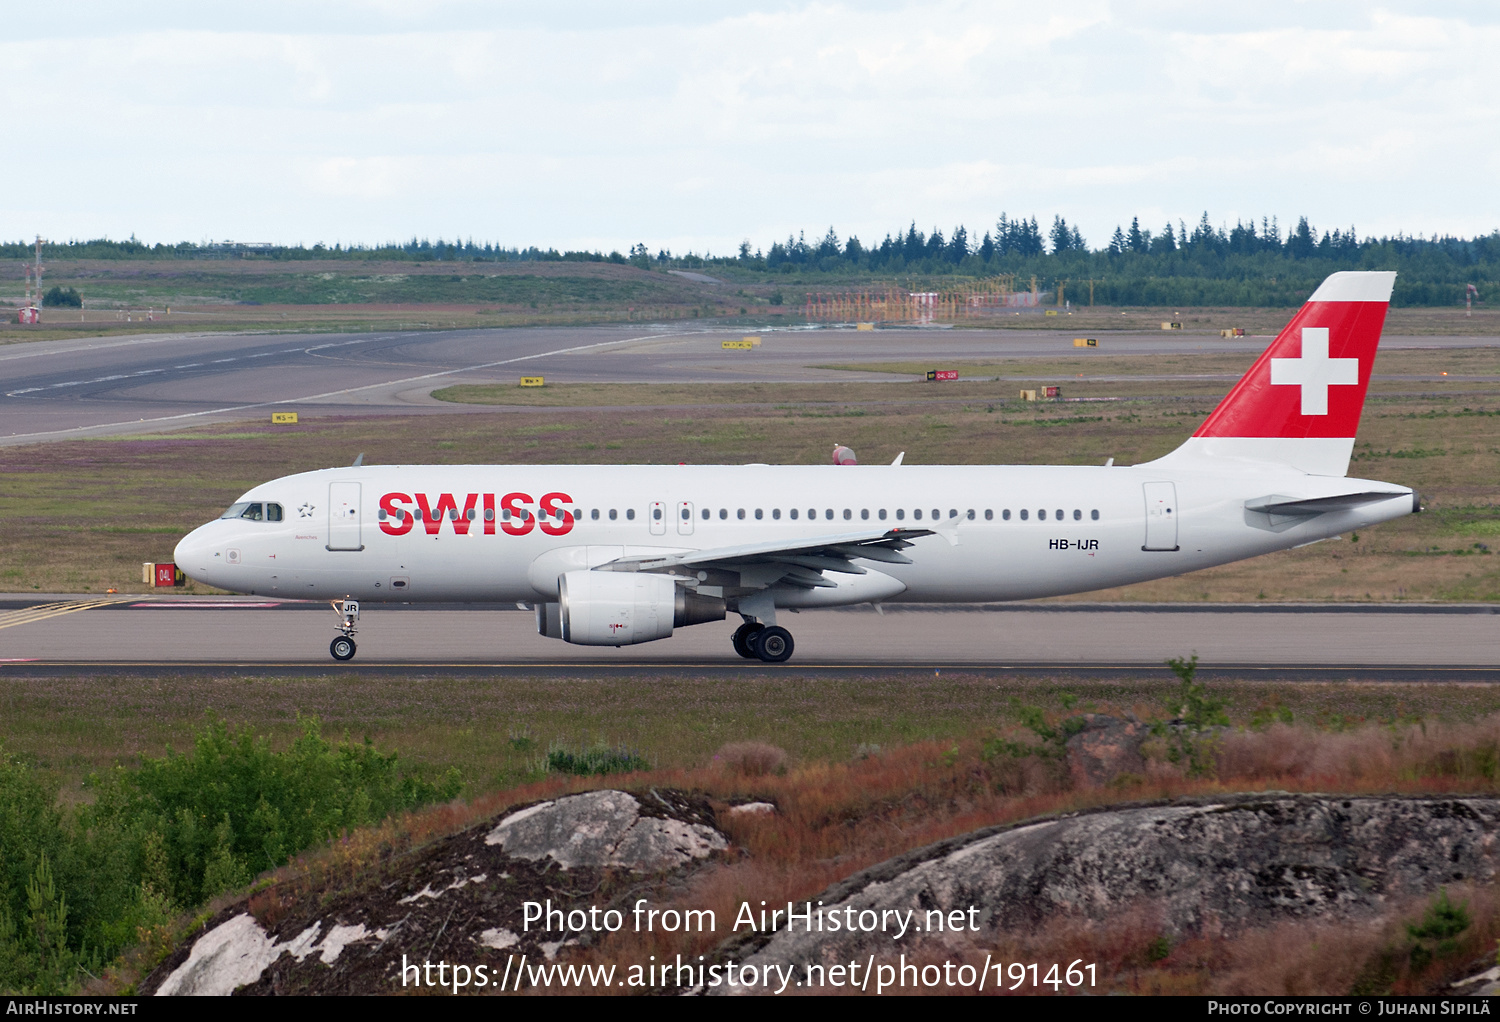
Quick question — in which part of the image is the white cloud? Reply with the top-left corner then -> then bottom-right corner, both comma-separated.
0,2 -> 1497,250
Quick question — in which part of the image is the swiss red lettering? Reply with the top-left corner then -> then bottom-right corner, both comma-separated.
501,492 -> 534,536
379,492 -> 414,536
539,491 -> 575,537
483,493 -> 496,535
414,493 -> 477,535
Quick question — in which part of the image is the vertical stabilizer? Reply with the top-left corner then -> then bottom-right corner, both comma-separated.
1151,270 -> 1395,476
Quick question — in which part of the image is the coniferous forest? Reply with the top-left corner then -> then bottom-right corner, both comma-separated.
4,212 -> 1496,307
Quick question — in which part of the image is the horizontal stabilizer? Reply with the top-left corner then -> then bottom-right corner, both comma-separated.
1245,491 -> 1411,517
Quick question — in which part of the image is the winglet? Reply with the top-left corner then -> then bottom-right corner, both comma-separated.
891,452 -> 904,466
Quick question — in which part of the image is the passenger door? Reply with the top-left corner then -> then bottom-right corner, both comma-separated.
327,482 -> 363,551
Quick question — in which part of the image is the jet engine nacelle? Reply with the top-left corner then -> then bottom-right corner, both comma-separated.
556,570 -> 725,645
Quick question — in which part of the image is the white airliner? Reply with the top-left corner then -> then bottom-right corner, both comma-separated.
175,271 -> 1417,663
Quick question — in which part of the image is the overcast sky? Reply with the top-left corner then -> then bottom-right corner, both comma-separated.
2,2 -> 1496,254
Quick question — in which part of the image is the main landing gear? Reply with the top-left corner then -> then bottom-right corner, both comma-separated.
731,621 -> 795,663
329,599 -> 359,661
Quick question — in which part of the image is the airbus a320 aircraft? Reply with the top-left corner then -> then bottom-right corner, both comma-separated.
175,271 -> 1417,664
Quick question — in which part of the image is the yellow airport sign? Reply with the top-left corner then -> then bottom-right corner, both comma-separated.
1044,310 -> 1059,317
856,322 -> 875,332
520,376 -> 545,387
271,412 -> 299,424
722,340 -> 754,350
1073,338 -> 1098,347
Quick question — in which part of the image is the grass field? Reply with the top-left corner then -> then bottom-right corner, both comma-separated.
6,346 -> 1500,600
6,666 -> 1499,802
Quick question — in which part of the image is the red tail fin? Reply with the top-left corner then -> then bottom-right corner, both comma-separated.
1158,271 -> 1395,476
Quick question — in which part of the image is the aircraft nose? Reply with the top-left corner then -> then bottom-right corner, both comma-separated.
174,524 -> 218,582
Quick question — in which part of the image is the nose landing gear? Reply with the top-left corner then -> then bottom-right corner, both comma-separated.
329,599 -> 359,661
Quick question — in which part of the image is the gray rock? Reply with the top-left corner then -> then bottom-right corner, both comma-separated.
713,795 -> 1500,993
1064,713 -> 1148,787
486,790 -> 726,871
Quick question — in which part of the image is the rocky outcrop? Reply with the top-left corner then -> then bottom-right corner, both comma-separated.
1064,713 -> 1149,787
713,794 -> 1500,994
143,789 -> 726,997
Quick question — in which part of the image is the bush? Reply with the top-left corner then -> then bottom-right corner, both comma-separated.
41,287 -> 82,308
545,744 -> 648,776
0,718 -> 459,994
714,742 -> 787,777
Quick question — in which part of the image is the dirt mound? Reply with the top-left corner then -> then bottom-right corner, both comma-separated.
143,788 -> 726,996
713,794 -> 1500,993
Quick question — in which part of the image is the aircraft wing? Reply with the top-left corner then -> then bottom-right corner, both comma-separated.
595,528 -> 935,590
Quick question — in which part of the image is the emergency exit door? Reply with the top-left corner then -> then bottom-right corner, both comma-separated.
677,501 -> 694,535
649,501 -> 666,536
327,482 -> 363,551
1142,482 -> 1179,551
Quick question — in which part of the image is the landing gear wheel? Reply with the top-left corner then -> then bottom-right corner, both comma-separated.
330,635 -> 357,661
754,626 -> 794,663
732,622 -> 764,659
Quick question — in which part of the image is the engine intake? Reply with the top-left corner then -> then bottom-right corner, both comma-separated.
557,570 -> 724,645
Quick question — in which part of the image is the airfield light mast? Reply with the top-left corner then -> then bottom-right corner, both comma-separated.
18,235 -> 43,324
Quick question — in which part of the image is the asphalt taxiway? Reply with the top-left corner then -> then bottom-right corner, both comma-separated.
2,596 -> 1496,678
6,322 -> 1499,445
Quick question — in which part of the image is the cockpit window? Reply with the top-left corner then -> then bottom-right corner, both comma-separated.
219,501 -> 282,522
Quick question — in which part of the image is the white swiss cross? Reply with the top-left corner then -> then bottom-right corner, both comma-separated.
1269,327 -> 1359,416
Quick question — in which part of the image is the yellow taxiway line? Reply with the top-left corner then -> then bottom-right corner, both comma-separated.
0,598 -> 128,632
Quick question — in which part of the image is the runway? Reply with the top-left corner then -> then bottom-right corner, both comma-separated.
5,322 -> 1499,445
3,596 -> 1497,675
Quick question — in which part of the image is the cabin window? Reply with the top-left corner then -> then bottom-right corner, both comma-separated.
861,509 -> 869,520
808,508 -> 816,519
737,509 -> 746,520
626,508 -> 635,520
966,509 -> 975,520
1073,509 -> 1082,521
948,509 -> 957,519
487,509 -> 497,522
913,509 -> 923,520
895,509 -> 905,521
1056,509 -> 1064,521
591,509 -> 599,520
1091,509 -> 1100,520
772,508 -> 781,520
701,508 -> 710,520
878,509 -> 887,520
378,509 -> 388,520
824,509 -> 834,520
790,508 -> 799,520
609,509 -> 618,520
1038,509 -> 1047,521
755,508 -> 763,520
466,508 -> 477,521
719,508 -> 728,520
843,509 -> 851,520
1019,509 -> 1028,520
998,509 -> 1007,520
